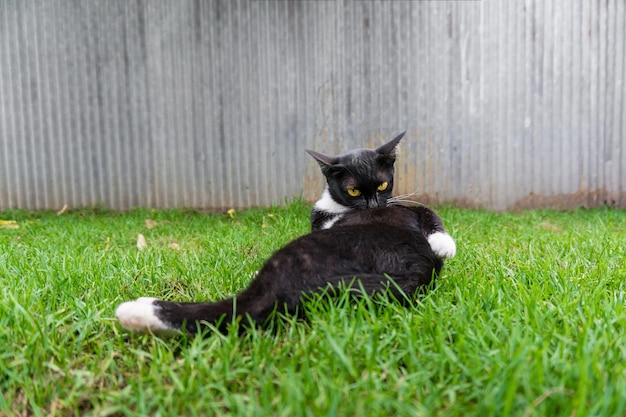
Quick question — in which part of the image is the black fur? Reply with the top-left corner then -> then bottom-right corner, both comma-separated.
308,132 -> 405,231
146,204 -> 445,334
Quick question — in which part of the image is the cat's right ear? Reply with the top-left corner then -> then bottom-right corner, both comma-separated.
306,149 -> 343,177
306,149 -> 338,170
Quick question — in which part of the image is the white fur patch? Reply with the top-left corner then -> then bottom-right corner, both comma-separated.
115,297 -> 172,333
428,232 -> 457,259
321,216 -> 342,230
314,188 -> 350,215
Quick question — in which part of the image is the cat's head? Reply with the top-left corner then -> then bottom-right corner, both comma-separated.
307,132 -> 405,209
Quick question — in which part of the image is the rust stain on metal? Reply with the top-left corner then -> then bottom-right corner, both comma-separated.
393,190 -> 626,211
507,190 -> 626,211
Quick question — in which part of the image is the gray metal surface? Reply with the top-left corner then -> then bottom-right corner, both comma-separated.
1,0 -> 624,210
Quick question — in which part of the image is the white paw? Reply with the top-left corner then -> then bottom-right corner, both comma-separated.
428,232 -> 456,258
115,297 -> 171,333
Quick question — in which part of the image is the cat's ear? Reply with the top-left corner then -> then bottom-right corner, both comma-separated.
375,132 -> 405,156
306,149 -> 339,174
375,131 -> 405,165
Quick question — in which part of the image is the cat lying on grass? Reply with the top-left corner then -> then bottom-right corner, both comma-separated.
116,134 -> 456,335
116,204 -> 453,335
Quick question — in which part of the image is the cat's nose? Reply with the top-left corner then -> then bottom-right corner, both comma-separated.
366,197 -> 379,208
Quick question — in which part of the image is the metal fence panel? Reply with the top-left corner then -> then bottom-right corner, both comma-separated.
1,0 -> 624,210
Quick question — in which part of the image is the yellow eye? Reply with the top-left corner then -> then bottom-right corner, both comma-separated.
377,181 -> 389,191
347,187 -> 361,197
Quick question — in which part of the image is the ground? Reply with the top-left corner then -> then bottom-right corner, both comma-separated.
0,201 -> 625,416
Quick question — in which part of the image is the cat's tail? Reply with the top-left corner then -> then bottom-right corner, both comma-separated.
115,287 -> 280,335
115,297 -> 230,335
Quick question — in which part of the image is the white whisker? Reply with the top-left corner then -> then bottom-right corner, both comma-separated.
389,190 -> 420,201
388,189 -> 428,207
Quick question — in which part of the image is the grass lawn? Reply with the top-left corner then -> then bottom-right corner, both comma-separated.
1,200 -> 625,417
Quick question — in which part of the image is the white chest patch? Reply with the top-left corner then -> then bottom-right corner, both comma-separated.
427,232 -> 457,259
314,188 -> 350,215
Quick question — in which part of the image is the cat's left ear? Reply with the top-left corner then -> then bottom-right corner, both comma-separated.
375,131 -> 405,163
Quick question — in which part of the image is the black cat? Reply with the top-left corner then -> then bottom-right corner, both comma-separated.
307,133 -> 404,231
308,133 -> 456,259
116,203 -> 451,335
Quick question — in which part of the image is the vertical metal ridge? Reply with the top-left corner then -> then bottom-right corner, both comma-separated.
1,3 -> 16,208
618,0 -> 626,201
10,2 -> 25,208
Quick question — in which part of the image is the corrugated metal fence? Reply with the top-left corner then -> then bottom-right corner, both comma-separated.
1,0 -> 624,210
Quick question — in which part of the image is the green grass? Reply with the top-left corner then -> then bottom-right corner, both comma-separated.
1,200 -> 625,417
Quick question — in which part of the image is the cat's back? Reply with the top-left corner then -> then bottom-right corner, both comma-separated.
332,205 -> 425,232
280,206 -> 434,263
254,205 -> 443,300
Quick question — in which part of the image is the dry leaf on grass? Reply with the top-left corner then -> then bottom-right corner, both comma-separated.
0,220 -> 19,229
56,205 -> 69,215
539,222 -> 563,233
144,219 -> 157,229
137,233 -> 148,250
